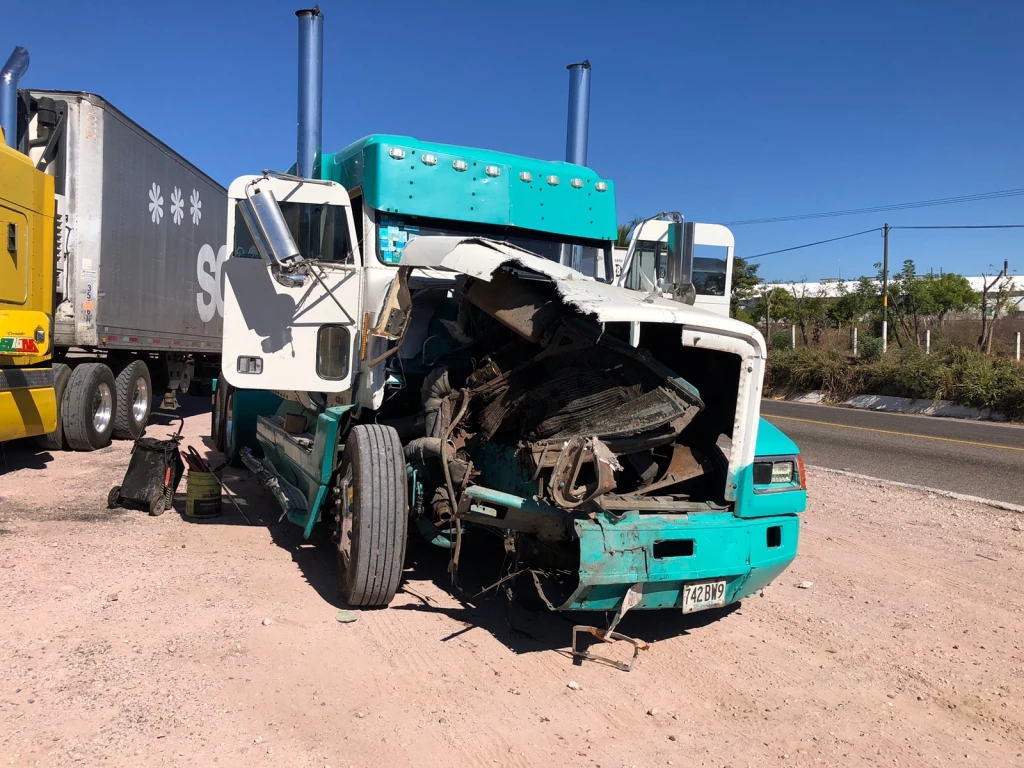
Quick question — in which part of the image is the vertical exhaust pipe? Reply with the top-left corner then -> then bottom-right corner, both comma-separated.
563,60 -> 591,269
564,60 -> 592,167
296,7 -> 324,179
1,47 -> 29,150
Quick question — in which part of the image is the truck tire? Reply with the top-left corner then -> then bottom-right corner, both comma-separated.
212,377 -> 227,452
35,363 -> 72,451
112,360 -> 152,440
212,378 -> 237,460
63,363 -> 117,451
336,424 -> 408,607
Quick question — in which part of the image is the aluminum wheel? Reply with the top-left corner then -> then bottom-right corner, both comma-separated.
132,378 -> 149,422
92,382 -> 113,433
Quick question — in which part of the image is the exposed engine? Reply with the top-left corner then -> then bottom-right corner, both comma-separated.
383,262 -> 736,560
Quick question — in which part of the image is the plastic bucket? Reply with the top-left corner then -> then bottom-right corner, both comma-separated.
185,471 -> 222,519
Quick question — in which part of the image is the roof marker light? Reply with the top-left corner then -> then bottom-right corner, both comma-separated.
452,159 -> 468,172
570,178 -> 584,189
388,147 -> 406,160
519,171 -> 533,183
595,181 -> 608,192
421,153 -> 438,166
546,175 -> 560,186
485,165 -> 501,177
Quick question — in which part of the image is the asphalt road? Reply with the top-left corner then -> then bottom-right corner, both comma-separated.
761,399 -> 1024,506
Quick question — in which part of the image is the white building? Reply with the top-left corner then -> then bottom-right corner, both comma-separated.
754,276 -> 1024,312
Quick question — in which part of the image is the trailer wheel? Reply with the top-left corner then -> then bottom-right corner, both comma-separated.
36,363 -> 72,451
63,363 -> 117,451
336,424 -> 408,607
112,360 -> 152,440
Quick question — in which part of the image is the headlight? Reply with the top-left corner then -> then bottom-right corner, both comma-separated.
771,461 -> 794,484
753,455 -> 804,490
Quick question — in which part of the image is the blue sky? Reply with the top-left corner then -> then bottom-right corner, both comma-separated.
5,0 -> 1023,281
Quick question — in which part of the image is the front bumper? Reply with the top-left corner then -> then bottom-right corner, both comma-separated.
558,510 -> 799,612
0,367 -> 57,442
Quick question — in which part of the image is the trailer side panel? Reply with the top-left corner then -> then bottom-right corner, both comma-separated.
35,91 -> 227,352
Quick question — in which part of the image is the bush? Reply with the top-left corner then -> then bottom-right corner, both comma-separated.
766,348 -> 851,396
859,336 -> 884,363
765,344 -> 1024,420
771,332 -> 793,352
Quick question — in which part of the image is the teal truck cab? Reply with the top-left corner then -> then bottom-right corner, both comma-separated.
215,7 -> 805,640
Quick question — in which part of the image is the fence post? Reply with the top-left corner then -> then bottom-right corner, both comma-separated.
851,327 -> 858,356
1017,331 -> 1021,362
925,329 -> 931,355
791,324 -> 796,349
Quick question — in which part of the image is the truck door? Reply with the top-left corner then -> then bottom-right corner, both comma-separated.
221,177 -> 361,393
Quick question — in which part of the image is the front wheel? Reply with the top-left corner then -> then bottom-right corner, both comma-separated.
336,424 -> 409,607
36,363 -> 72,451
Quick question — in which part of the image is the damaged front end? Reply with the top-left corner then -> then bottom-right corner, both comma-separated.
386,238 -> 795,615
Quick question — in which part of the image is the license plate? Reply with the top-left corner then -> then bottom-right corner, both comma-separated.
682,580 -> 727,614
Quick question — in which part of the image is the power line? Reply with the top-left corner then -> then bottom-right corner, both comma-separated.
741,227 -> 881,261
892,224 -> 1024,230
741,222 -> 1024,261
724,188 -> 1024,226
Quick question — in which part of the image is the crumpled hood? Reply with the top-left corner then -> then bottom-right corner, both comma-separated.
399,236 -> 766,357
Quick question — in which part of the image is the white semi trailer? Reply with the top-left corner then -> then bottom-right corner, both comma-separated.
0,63 -> 228,450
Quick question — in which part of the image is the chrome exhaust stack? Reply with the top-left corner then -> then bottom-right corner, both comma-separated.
296,7 -> 324,179
1,47 -> 29,150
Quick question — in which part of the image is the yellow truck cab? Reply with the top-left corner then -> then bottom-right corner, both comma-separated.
0,127 -> 57,442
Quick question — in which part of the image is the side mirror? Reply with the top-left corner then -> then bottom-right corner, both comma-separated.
666,221 -> 696,305
237,185 -> 304,276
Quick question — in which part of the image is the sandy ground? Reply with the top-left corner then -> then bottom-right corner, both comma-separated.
1,397 -> 1023,768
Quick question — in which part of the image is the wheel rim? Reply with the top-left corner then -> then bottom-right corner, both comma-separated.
132,377 -> 149,423
92,382 -> 113,433
225,393 -> 234,451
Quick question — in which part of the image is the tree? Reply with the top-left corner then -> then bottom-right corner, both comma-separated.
979,262 -> 1013,354
786,282 -> 829,346
616,216 -> 642,247
827,279 -> 875,328
927,272 -> 977,325
751,284 -> 797,340
730,256 -> 762,318
892,260 -> 936,347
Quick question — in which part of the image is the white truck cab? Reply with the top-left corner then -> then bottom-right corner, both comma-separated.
614,220 -> 735,317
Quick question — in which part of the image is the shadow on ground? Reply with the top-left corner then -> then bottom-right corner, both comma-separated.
0,443 -> 54,473
390,531 -> 739,658
164,394 -> 738,658
148,393 -> 212,430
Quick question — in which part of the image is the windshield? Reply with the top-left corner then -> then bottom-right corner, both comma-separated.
623,239 -> 728,296
375,213 -> 614,282
232,201 -> 353,263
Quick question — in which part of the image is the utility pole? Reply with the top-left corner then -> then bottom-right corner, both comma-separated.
881,223 -> 890,353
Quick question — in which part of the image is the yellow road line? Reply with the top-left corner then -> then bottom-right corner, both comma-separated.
764,413 -> 1024,453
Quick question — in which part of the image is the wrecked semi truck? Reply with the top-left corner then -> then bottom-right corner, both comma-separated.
214,8 -> 806,620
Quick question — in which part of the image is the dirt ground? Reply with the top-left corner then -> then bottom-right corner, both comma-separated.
1,398 -> 1023,768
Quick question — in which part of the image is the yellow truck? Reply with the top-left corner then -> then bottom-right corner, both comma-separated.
0,51 -> 57,444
